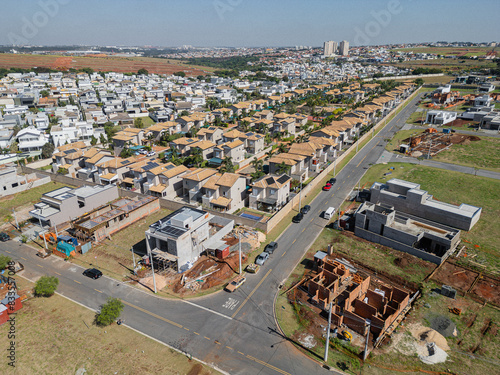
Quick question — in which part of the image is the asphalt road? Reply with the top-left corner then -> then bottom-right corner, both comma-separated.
0,90 -> 425,375
382,151 -> 500,180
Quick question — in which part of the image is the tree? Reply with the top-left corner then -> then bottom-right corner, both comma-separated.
0,255 -> 11,270
137,68 -> 149,75
134,117 -> 144,129
99,133 -> 107,146
34,276 -> 59,297
276,161 -> 291,175
41,142 -> 55,159
120,147 -> 133,158
220,156 -> 235,173
179,110 -> 190,117
265,149 -> 275,160
277,143 -> 288,153
174,71 -> 186,77
90,135 -> 98,146
414,77 -> 424,86
40,90 -> 50,98
250,158 -> 265,181
95,297 -> 124,326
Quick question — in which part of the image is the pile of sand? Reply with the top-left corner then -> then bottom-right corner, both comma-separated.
391,323 -> 449,364
139,274 -> 168,291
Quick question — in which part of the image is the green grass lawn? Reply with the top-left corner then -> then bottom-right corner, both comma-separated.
405,111 -> 425,125
0,181 -> 70,223
0,278 -> 220,375
139,116 -> 155,127
360,163 -> 500,272
433,136 -> 500,172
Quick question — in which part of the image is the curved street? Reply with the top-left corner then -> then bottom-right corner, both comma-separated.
1,91 -> 425,375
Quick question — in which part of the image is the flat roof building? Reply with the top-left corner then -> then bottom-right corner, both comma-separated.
145,207 -> 234,272
30,184 -> 119,227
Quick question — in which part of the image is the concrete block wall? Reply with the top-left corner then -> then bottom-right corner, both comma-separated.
354,227 -> 445,264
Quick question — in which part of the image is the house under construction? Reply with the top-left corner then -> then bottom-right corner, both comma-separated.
71,196 -> 160,242
307,253 -> 412,341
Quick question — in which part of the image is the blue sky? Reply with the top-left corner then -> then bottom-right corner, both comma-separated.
0,0 -> 498,47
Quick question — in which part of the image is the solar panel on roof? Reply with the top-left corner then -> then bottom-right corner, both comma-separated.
266,177 -> 275,185
245,132 -> 253,136
277,175 -> 290,184
143,162 -> 160,171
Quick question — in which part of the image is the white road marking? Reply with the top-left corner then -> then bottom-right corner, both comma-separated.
222,298 -> 240,311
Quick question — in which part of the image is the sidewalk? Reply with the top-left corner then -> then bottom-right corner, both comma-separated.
377,151 -> 500,180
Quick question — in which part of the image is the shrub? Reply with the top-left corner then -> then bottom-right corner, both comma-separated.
0,255 -> 12,270
34,276 -> 59,297
95,298 -> 124,326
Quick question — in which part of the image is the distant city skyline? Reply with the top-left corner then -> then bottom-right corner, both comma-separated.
0,0 -> 498,47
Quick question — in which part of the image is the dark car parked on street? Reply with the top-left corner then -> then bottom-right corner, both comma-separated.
264,241 -> 278,254
83,268 -> 103,279
300,205 -> 311,214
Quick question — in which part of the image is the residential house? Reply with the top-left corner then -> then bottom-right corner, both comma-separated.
143,163 -> 189,198
201,172 -> 247,213
197,126 -> 223,144
30,184 -> 119,227
218,139 -> 245,164
249,174 -> 291,212
169,137 -> 198,157
145,206 -> 234,271
16,126 -> 49,153
268,153 -> 308,182
190,140 -> 216,160
182,168 -> 218,204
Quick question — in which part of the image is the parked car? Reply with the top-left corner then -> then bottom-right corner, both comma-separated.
255,252 -> 270,265
328,178 -> 337,185
300,205 -> 311,214
83,268 -> 103,279
147,151 -> 156,157
0,232 -> 10,242
264,241 -> 278,254
322,183 -> 332,191
225,276 -> 246,292
292,213 -> 304,223
246,263 -> 260,274
139,149 -> 148,155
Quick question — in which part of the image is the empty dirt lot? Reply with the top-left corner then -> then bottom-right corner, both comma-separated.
0,53 -> 208,76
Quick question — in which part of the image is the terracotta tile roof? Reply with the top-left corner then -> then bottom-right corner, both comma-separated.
202,174 -> 221,190
182,168 -> 217,182
162,165 -> 188,179
223,139 -> 244,149
191,140 -> 216,150
211,196 -> 232,207
216,173 -> 242,187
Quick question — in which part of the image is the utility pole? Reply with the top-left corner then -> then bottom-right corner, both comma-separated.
238,231 -> 242,275
149,250 -> 157,293
363,320 -> 371,361
324,302 -> 333,363
298,179 -> 302,212
131,247 -> 136,270
12,208 -> 19,230
54,223 -> 58,238
333,158 -> 336,177
427,138 -> 432,159
38,215 -> 47,249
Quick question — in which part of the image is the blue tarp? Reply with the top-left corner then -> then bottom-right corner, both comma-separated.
57,241 -> 74,256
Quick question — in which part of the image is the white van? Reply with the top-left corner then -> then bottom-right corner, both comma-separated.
324,207 -> 336,220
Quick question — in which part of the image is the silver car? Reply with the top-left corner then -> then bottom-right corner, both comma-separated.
255,252 -> 270,265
